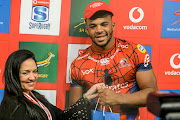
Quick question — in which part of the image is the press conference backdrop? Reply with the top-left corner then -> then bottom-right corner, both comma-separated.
0,0 -> 180,120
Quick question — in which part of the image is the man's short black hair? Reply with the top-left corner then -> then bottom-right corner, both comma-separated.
89,10 -> 113,20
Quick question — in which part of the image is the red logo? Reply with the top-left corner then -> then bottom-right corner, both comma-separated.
158,46 -> 180,88
32,0 -> 50,7
171,10 -> 180,25
78,49 -> 85,56
170,53 -> 180,69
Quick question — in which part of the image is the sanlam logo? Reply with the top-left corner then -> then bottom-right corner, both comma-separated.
123,7 -> 147,30
164,53 -> 180,76
171,10 -> 180,26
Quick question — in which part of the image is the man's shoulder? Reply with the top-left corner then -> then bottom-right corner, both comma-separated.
72,46 -> 92,63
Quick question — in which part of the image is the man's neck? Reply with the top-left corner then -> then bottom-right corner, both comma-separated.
92,36 -> 115,52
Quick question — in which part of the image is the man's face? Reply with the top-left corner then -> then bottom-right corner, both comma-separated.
85,14 -> 115,51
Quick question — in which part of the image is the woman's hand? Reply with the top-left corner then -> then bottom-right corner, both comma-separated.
84,83 -> 105,101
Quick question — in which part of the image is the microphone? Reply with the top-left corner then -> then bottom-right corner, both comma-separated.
147,91 -> 180,120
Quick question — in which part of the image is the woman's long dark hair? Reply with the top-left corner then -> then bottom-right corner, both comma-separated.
1,49 -> 50,120
4,49 -> 36,96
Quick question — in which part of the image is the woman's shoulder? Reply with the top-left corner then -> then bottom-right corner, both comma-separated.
0,96 -> 27,120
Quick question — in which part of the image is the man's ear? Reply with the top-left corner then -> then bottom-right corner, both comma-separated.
85,26 -> 89,35
112,22 -> 116,31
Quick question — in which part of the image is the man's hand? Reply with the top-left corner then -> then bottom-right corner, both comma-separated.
84,83 -> 105,101
98,88 -> 122,105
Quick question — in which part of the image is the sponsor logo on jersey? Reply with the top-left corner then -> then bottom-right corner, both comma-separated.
144,54 -> 150,67
87,49 -> 120,64
137,44 -> 146,53
105,82 -> 129,93
118,43 -> 128,49
78,49 -> 86,56
100,58 -> 110,65
118,58 -> 131,68
81,68 -> 94,75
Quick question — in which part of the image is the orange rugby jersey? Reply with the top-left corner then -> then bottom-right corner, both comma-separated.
70,38 -> 152,120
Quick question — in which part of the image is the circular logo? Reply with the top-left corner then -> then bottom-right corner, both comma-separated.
129,7 -> 144,23
33,0 -> 37,4
170,53 -> 180,69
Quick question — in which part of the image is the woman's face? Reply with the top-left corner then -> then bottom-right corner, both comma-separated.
19,58 -> 38,95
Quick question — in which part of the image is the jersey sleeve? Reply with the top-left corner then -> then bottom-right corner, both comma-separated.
69,60 -> 82,87
135,44 -> 152,72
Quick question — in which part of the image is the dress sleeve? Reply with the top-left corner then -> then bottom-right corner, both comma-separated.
56,96 -> 90,120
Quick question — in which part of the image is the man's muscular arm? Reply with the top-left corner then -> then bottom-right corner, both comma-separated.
69,86 -> 83,106
98,69 -> 158,107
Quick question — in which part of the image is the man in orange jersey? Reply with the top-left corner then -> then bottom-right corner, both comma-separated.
69,1 -> 158,120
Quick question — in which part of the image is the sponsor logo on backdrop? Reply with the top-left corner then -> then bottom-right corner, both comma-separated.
170,53 -> 180,69
0,0 -> 11,33
165,9 -> 180,32
30,0 -> 50,30
37,51 -> 55,67
161,0 -> 180,38
129,7 -> 144,23
164,53 -> 180,76
123,7 -> 147,30
19,0 -> 61,36
171,10 -> 180,26
74,19 -> 86,33
19,42 -> 59,83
